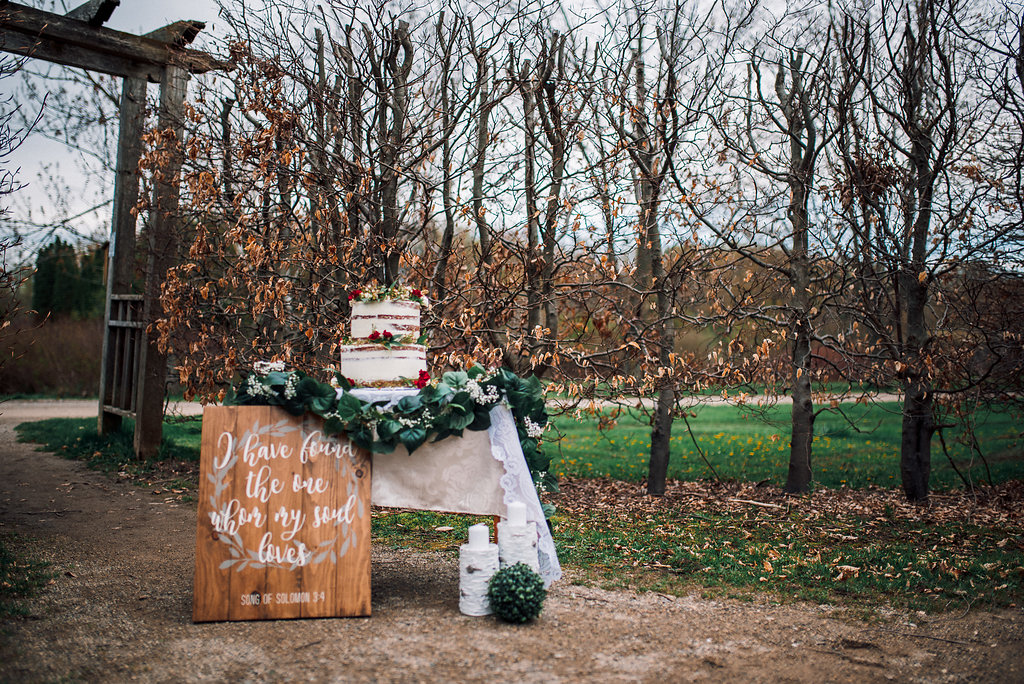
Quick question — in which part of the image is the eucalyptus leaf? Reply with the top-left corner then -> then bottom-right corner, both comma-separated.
336,392 -> 364,421
377,419 -> 402,442
442,370 -> 469,388
398,426 -> 428,452
308,396 -> 334,414
323,416 -> 345,436
450,391 -> 474,413
447,411 -> 475,431
264,371 -> 290,386
395,395 -> 422,413
468,408 -> 492,431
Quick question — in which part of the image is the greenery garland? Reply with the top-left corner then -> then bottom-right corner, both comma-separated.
227,365 -> 557,504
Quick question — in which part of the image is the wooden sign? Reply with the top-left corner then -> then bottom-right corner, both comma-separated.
193,406 -> 371,622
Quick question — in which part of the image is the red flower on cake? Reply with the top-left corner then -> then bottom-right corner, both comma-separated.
382,330 -> 393,340
411,288 -> 422,298
413,370 -> 430,389
368,330 -> 381,340
348,288 -> 362,301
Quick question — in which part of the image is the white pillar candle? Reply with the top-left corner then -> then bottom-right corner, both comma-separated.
459,525 -> 499,616
497,516 -> 540,574
507,501 -> 527,527
467,523 -> 490,551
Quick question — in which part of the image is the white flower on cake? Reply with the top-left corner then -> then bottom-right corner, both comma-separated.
347,283 -> 430,308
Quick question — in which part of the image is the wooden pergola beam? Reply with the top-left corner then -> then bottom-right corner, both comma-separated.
0,1 -> 227,82
66,0 -> 119,27
146,20 -> 205,49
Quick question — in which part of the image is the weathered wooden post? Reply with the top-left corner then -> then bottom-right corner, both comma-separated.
97,75 -> 145,436
134,63 -> 188,458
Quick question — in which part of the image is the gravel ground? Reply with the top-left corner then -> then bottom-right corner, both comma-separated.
1,399 -> 1021,683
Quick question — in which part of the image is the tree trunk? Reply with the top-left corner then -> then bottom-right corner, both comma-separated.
644,176 -> 672,496
520,63 -> 540,333
538,38 -> 565,351
431,17 -> 456,301
785,183 -> 814,494
382,22 -> 411,285
786,318 -> 814,493
900,268 -> 933,501
900,376 -> 933,501
647,384 -> 675,496
472,54 -> 492,264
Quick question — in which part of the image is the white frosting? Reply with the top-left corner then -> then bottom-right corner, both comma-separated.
339,343 -> 426,384
351,300 -> 420,339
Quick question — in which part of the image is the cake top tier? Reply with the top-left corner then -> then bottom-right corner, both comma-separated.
350,299 -> 421,339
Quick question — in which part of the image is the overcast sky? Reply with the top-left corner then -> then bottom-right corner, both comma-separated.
3,0 -> 222,261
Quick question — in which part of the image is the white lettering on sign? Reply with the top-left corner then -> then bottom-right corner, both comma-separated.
244,465 -> 283,503
274,591 -> 326,604
242,432 -> 294,467
292,473 -> 329,495
214,431 -> 234,470
257,532 -> 312,566
239,592 -> 276,606
209,499 -> 267,535
300,430 -> 356,463
312,494 -> 358,528
272,506 -> 306,541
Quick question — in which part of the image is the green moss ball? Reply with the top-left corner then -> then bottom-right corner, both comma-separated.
487,562 -> 546,623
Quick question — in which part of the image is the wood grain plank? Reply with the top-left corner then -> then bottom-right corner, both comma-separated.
193,406 -> 371,622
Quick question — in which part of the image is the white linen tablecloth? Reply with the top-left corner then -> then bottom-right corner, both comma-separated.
349,388 -> 561,586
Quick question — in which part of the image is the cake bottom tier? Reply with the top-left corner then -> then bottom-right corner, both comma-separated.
340,343 -> 427,386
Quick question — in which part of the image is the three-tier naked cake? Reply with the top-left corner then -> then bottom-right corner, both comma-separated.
339,292 -> 428,387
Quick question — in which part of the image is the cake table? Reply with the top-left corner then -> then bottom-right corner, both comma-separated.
349,387 -> 561,587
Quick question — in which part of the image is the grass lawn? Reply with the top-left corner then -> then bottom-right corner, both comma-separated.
551,402 -> 1023,490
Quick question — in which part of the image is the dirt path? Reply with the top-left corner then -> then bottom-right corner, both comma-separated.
1,400 -> 1021,683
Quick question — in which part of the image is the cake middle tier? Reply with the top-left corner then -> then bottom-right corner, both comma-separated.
339,343 -> 427,386
350,300 -> 420,338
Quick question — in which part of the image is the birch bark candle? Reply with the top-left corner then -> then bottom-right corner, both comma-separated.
497,501 -> 540,573
459,523 -> 499,616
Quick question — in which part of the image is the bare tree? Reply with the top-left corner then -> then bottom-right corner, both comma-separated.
705,9 -> 844,494
587,0 -> 756,495
832,0 -> 1022,500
